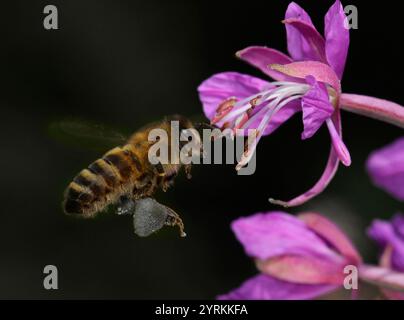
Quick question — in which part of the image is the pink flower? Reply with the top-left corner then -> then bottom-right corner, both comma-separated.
366,137 -> 404,201
220,211 -> 404,300
198,1 -> 404,207
219,212 -> 362,300
368,214 -> 404,299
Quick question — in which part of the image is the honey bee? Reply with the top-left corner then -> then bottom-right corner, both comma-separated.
62,115 -> 204,238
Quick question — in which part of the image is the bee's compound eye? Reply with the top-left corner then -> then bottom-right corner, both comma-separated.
133,198 -> 168,237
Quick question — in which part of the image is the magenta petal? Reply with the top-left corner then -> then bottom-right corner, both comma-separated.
218,274 -> 338,300
264,100 -> 301,134
301,76 -> 334,139
366,137 -> 404,201
270,61 -> 341,93
324,0 -> 349,79
299,213 -> 362,264
359,265 -> 404,293
368,220 -> 396,249
269,112 -> 342,207
283,18 -> 327,63
249,100 -> 301,136
197,72 -> 269,121
236,46 -> 294,81
284,2 -> 321,62
256,255 -> 345,285
368,216 -> 404,272
393,215 -> 404,239
379,247 -> 404,300
231,212 -> 342,261
326,117 -> 351,166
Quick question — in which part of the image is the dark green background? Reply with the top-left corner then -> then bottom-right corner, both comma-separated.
1,0 -> 403,298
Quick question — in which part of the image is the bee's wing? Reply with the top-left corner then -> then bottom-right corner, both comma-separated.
48,118 -> 128,152
131,197 -> 186,238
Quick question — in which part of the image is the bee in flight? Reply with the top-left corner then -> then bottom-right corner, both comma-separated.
61,115 -> 206,238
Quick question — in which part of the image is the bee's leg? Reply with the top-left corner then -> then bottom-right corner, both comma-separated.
131,172 -> 161,200
161,175 -> 175,192
116,195 -> 136,215
164,206 -> 186,238
135,174 -> 159,199
153,162 -> 166,177
184,164 -> 192,179
181,141 -> 193,179
132,197 -> 186,238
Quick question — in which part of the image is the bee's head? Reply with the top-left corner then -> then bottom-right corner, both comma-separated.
166,114 -> 194,131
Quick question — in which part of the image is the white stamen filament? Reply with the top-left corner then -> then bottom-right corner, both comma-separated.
217,91 -> 271,124
236,94 -> 303,170
240,84 -> 308,130
219,83 -> 309,126
218,85 -> 292,124
213,81 -> 311,170
233,83 -> 309,170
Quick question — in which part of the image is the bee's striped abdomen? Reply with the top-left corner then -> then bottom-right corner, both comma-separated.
103,148 -> 134,181
73,169 -> 106,199
64,166 -> 109,216
88,159 -> 119,188
63,145 -> 146,217
64,181 -> 94,215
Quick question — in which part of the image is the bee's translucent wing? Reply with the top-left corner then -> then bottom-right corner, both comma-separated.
132,198 -> 186,238
48,118 -> 128,151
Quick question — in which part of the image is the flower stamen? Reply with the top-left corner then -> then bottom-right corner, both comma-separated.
211,97 -> 238,124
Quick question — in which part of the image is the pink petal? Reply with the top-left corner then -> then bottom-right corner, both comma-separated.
366,137 -> 404,201
340,93 -> 404,129
231,212 -> 343,261
367,216 -> 404,271
393,214 -> 404,239
301,76 -> 334,139
283,18 -> 327,63
380,245 -> 393,269
217,274 -> 338,300
250,100 -> 301,136
197,72 -> 269,121
284,2 -> 323,62
359,264 -> 404,293
324,0 -> 350,79
269,112 -> 342,207
379,246 -> 404,300
236,46 -> 294,81
326,117 -> 352,166
256,255 -> 346,285
270,61 -> 341,94
298,212 -> 362,264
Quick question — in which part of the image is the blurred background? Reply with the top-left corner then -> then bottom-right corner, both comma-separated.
1,0 -> 403,298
